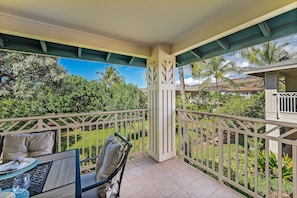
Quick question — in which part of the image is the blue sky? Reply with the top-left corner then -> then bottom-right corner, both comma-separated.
59,33 -> 297,88
58,58 -> 147,88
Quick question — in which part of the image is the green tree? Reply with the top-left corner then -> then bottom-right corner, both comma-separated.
216,92 -> 265,118
241,41 -> 296,65
191,56 -> 243,108
105,83 -> 145,111
96,66 -> 125,86
41,75 -> 106,114
0,51 -> 67,98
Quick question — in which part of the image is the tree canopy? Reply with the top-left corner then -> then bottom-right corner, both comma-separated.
0,51 -> 146,118
241,41 -> 297,66
96,66 -> 125,86
0,51 -> 67,98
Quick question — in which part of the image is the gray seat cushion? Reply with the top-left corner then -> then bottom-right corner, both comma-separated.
81,172 -> 98,198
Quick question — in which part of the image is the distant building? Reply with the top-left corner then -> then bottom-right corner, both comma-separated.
175,76 -> 262,98
245,58 -> 297,156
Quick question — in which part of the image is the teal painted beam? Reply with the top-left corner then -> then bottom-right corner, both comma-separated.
258,22 -> 271,38
190,50 -> 202,58
216,39 -> 229,50
106,52 -> 111,61
0,37 -> 3,47
78,47 -> 82,58
128,57 -> 135,65
40,40 -> 48,53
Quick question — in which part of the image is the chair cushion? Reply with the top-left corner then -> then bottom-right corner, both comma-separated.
95,135 -> 124,181
2,131 -> 55,162
95,135 -> 124,197
2,134 -> 29,162
81,172 -> 98,198
28,131 -> 55,157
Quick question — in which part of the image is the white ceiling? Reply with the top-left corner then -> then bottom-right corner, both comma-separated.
0,0 -> 296,58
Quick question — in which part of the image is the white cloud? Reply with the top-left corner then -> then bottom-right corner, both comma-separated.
176,77 -> 206,86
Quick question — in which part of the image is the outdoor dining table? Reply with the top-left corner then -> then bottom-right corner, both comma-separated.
0,149 -> 82,198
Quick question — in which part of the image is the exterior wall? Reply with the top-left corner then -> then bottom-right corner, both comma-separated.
286,75 -> 297,91
147,43 -> 176,162
265,72 -> 279,155
265,72 -> 278,121
278,112 -> 297,124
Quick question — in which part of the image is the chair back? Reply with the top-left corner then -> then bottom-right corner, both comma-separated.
0,130 -> 57,162
81,132 -> 132,198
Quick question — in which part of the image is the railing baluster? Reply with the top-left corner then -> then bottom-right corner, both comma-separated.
218,117 -> 223,183
293,145 -> 297,198
265,139 -> 270,198
278,141 -> 282,198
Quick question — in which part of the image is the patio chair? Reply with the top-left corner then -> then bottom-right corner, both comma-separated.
81,132 -> 132,198
0,130 -> 57,162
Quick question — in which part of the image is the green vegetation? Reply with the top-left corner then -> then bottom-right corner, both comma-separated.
0,51 -> 146,118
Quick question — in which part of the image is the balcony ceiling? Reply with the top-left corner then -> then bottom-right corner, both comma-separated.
0,0 -> 297,67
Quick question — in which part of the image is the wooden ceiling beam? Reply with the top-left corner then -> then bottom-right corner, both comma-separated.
128,57 -> 135,65
40,40 -> 48,53
258,21 -> 271,38
216,38 -> 229,50
0,37 -> 4,47
106,52 -> 111,61
190,50 -> 202,58
78,47 -> 82,58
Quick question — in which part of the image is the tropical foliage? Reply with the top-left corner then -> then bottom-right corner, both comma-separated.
0,51 -> 146,118
0,51 -> 67,98
241,41 -> 297,65
96,66 -> 125,86
191,56 -> 243,92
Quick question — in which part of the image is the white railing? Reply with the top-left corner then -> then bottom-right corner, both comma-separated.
2,109 -> 297,197
277,92 -> 297,113
177,109 -> 297,198
0,109 -> 148,171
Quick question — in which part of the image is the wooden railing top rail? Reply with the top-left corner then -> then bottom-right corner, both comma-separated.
177,108 -> 297,129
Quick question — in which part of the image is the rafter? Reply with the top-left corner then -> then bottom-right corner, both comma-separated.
106,52 -> 111,61
190,50 -> 202,58
0,37 -> 4,47
128,57 -> 135,65
258,21 -> 271,38
40,40 -> 48,53
78,47 -> 82,58
216,39 -> 229,50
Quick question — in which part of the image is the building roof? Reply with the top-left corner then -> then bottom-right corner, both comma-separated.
176,76 -> 263,92
0,1 -> 296,67
245,58 -> 297,77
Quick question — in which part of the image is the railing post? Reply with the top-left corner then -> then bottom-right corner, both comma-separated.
38,118 -> 43,131
218,117 -> 223,183
293,145 -> 297,198
142,110 -> 145,154
115,111 -> 118,132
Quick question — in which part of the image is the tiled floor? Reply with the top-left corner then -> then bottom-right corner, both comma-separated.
121,155 -> 245,198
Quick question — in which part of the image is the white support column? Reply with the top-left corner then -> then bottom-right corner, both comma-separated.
265,72 -> 279,155
147,43 -> 176,162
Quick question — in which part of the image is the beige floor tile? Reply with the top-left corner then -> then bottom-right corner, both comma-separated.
154,178 -> 180,197
169,171 -> 197,188
121,156 -> 246,198
209,186 -> 245,198
183,180 -> 215,198
167,189 -> 191,198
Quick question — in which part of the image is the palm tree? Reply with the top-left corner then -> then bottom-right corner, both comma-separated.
97,66 -> 125,86
192,56 -> 243,108
241,41 -> 296,66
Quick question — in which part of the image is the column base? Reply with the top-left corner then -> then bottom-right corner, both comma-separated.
148,150 -> 176,162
